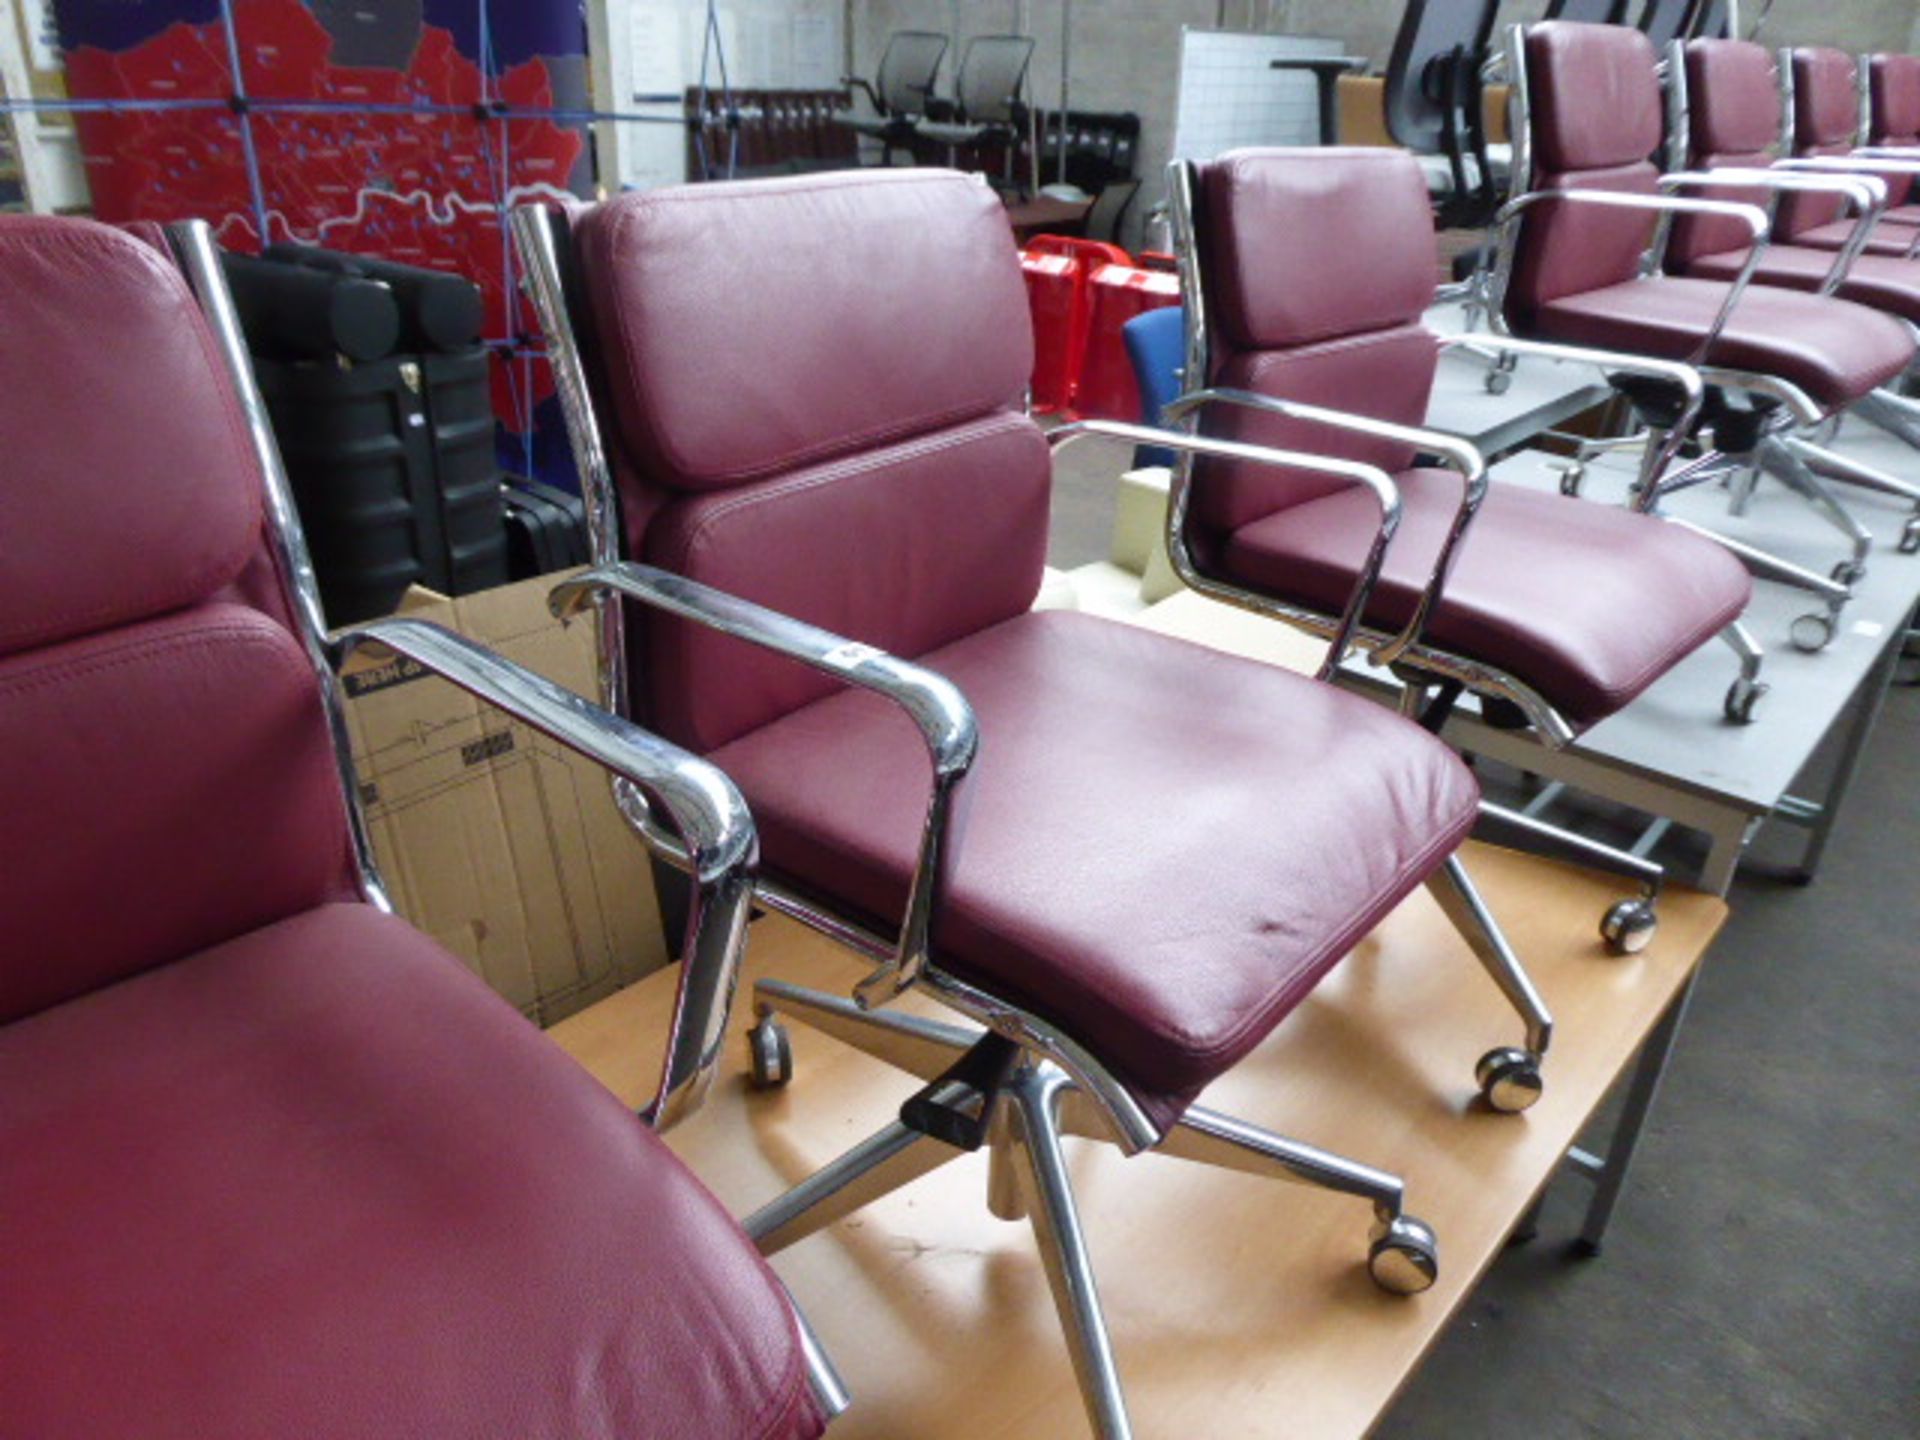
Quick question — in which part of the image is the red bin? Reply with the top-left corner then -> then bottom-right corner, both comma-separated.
1021,251 -> 1080,413
1020,235 -> 1134,416
1075,263 -> 1182,422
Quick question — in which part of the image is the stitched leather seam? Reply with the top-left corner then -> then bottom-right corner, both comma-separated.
593,187 -> 1020,488
654,413 -> 1037,572
0,613 -> 303,698
739,1316 -> 819,1440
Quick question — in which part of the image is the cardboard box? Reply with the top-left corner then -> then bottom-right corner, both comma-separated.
337,572 -> 666,1026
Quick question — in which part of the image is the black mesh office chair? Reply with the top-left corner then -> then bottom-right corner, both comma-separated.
834,30 -> 947,166
916,35 -> 1038,191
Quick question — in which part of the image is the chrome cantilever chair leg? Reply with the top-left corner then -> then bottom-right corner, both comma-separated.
746,1110 -> 974,1254
1788,428 -> 1920,555
1005,1063 -> 1134,1440
1423,854 -> 1556,1114
748,977 -> 978,1086
1753,433 -> 1876,585
1719,620 -> 1769,724
745,1027 -> 1440,1438
1470,802 -> 1663,958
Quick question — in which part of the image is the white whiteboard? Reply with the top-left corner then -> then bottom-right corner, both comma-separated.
1172,29 -> 1350,162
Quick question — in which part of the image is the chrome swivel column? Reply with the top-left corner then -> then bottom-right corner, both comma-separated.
742,989 -> 1442,1440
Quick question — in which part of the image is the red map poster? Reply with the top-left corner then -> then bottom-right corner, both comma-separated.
56,1 -> 592,452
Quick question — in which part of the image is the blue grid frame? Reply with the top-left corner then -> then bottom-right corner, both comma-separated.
1,0 -> 740,482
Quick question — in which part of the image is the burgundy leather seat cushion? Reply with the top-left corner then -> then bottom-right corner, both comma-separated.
709,611 -> 1478,1132
1683,242 -> 1920,322
0,902 -> 823,1440
1792,217 -> 1920,255
1531,275 -> 1913,411
1216,470 -> 1752,733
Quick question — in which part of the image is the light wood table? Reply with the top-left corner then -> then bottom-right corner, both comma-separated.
552,848 -> 1725,1438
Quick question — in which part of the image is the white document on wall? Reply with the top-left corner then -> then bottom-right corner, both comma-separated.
791,13 -> 838,88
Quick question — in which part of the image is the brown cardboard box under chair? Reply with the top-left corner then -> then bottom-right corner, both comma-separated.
335,570 -> 665,1026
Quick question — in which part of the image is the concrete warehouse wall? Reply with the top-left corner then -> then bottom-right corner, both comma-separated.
847,0 -> 1920,247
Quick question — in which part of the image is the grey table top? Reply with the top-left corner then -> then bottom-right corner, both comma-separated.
1466,435 -> 1920,815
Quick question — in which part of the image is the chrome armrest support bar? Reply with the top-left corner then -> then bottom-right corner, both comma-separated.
1155,390 -> 1483,666
549,562 -> 978,1009
1047,417 -> 1404,679
1489,188 -> 1771,363
1778,155 -> 1920,256
1433,334 -> 1705,513
332,616 -> 756,1133
1662,168 -> 1884,293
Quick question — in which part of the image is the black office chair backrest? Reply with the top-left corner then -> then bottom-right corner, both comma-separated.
1689,0 -> 1733,38
1639,0 -> 1695,46
956,35 -> 1036,125
1544,0 -> 1630,21
877,30 -> 947,115
1384,0 -> 1499,154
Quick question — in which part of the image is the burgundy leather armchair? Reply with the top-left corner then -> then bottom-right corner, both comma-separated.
1165,146 -> 1747,938
0,216 -> 841,1439
515,169 -> 1565,1437
1778,46 -> 1920,249
1665,37 -> 1920,524
1495,19 -> 1920,648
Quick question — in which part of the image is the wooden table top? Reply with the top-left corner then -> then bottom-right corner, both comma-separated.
552,839 -> 1725,1437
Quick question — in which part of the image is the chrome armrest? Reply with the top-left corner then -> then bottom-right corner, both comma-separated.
1156,389 -> 1482,667
549,562 -> 978,1009
332,616 -> 756,1134
1491,188 -> 1770,367
1047,417 -> 1403,680
1663,168 -> 1884,292
1433,335 -> 1704,512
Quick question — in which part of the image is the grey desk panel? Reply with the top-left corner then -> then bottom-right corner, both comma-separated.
1483,445 -> 1920,816
1424,303 -> 1611,457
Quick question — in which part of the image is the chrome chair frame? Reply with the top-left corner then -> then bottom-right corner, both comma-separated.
1167,153 -> 1743,951
167,217 -> 849,1419
513,195 -> 1570,1439
1490,22 -> 1902,651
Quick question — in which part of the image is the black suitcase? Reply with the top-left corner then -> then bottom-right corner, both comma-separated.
257,348 -> 508,623
503,479 -> 590,580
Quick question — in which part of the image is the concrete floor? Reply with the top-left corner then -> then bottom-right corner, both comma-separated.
1046,452 -> 1920,1439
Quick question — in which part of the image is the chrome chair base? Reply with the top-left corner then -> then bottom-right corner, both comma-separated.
742,979 -> 1440,1440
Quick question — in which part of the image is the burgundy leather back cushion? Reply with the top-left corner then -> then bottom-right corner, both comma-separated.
1196,330 -> 1436,540
0,219 -> 265,655
1527,22 -> 1664,175
0,609 -> 358,1022
1672,40 -> 1781,262
1198,148 -> 1436,350
1509,25 -> 1664,317
574,169 -> 1032,492
643,413 -> 1051,751
573,170 -> 1049,751
0,216 -> 355,1020
1786,49 -> 1863,232
1870,53 -> 1920,143
1189,148 -> 1434,548
1688,40 -> 1781,157
1793,47 -> 1859,150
